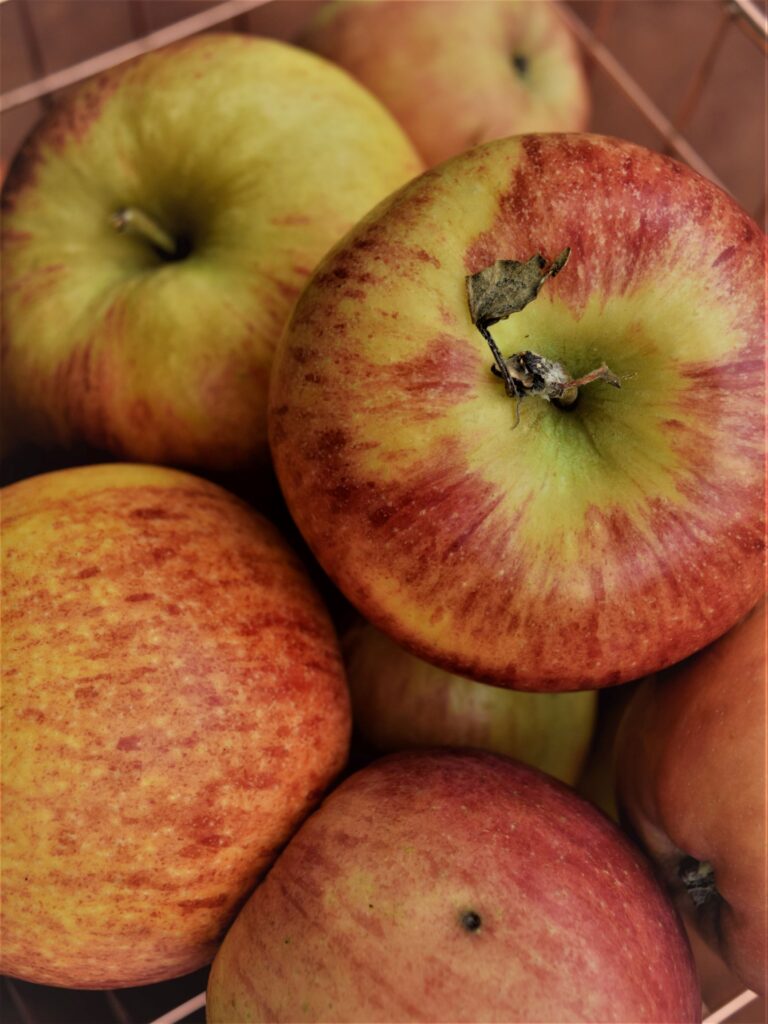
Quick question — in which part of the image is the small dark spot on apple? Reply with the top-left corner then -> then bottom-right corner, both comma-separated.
460,910 -> 482,932
75,566 -> 100,579
512,53 -> 529,77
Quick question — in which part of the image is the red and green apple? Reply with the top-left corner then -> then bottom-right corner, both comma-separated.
1,463 -> 351,988
616,599 -> 766,996
1,33 -> 422,471
207,749 -> 700,1022
269,133 -> 765,691
345,621 -> 596,783
300,0 -> 589,167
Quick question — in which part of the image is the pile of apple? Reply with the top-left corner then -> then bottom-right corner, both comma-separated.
1,3 -> 765,1022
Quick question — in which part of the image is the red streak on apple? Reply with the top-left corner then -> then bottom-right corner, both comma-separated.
465,136 -> 762,322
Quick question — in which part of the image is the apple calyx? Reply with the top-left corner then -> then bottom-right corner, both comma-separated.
466,250 -> 621,428
459,910 -> 482,933
110,207 -> 179,260
678,856 -> 720,910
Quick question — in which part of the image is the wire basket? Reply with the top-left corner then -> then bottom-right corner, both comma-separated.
1,2 -> 765,1022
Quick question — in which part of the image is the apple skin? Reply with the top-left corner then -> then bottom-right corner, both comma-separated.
575,680 -> 643,820
269,133 -> 766,691
1,463 -> 351,988
615,599 -> 767,997
0,33 -> 422,471
299,0 -> 589,167
207,749 -> 701,1023
345,621 -> 596,783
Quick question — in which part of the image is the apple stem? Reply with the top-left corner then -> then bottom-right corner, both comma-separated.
466,252 -> 621,429
478,323 -> 524,426
488,347 -> 621,428
110,207 -> 177,257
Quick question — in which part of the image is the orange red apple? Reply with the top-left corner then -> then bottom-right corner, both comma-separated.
616,600 -> 766,996
1,463 -> 351,987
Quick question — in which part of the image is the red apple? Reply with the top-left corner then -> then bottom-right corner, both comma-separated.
344,620 -> 596,784
269,133 -> 765,691
1,33 -> 422,471
1,463 -> 351,988
299,0 -> 589,166
616,599 -> 767,997
207,749 -> 701,1022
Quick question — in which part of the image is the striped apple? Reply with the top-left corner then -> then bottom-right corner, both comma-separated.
1,464 -> 350,987
269,133 -> 765,691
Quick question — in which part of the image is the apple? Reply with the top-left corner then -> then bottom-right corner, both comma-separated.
575,680 -> 642,820
269,132 -> 765,691
686,924 -> 767,1021
344,621 -> 596,783
1,33 -> 422,472
207,749 -> 700,1022
615,599 -> 766,997
1,463 -> 351,988
299,0 -> 589,167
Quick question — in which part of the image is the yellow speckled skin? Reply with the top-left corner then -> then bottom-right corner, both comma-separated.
1,33 -> 422,469
1,463 -> 351,988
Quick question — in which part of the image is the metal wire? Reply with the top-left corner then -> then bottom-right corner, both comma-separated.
557,3 -> 728,192
149,992 -> 206,1024
0,0 -> 270,112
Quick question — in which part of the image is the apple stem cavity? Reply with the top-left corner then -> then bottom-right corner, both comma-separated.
111,207 -> 178,259
467,251 -> 621,428
678,856 -> 720,909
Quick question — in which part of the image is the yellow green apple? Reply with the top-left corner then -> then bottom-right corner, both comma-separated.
300,0 -> 589,166
1,463 -> 351,988
345,621 -> 596,783
269,133 -> 765,691
207,750 -> 700,1022
1,33 -> 422,470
